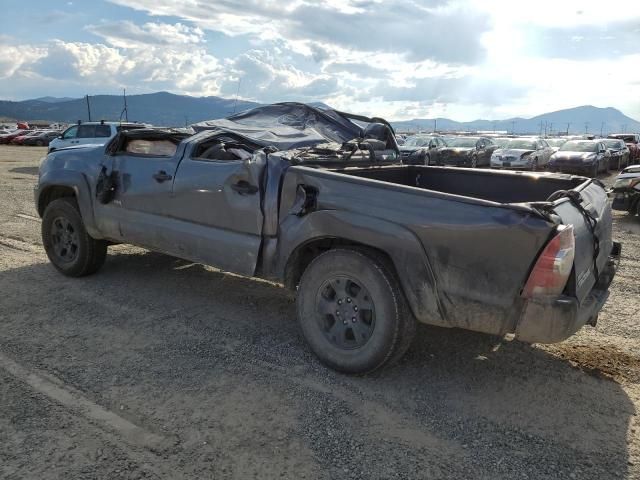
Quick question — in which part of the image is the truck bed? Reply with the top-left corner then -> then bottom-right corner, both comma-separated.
278,163 -> 614,342
339,165 -> 586,204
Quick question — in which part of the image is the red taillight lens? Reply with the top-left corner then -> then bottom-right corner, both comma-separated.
521,225 -> 575,298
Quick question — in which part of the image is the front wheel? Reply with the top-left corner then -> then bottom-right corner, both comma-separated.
423,154 -> 431,166
470,155 -> 478,168
42,198 -> 108,277
296,248 -> 415,374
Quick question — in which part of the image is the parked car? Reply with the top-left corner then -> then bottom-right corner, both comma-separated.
610,164 -> 640,216
490,137 -> 553,170
399,134 -> 446,165
48,121 -> 147,153
602,138 -> 630,171
607,134 -> 640,164
11,130 -> 47,145
548,140 -> 610,177
0,129 -> 30,144
35,102 -> 619,373
437,136 -> 497,167
22,130 -> 61,147
545,138 -> 568,153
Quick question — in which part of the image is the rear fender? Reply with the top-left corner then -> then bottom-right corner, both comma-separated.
275,209 -> 444,325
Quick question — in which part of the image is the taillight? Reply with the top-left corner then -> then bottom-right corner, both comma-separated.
521,225 -> 575,298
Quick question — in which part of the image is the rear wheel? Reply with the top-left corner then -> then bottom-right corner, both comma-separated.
35,139 -> 44,146
42,198 -> 108,277
296,248 -> 415,374
471,155 -> 478,168
423,154 -> 431,166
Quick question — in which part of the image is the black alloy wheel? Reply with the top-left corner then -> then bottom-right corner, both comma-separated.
316,276 -> 376,350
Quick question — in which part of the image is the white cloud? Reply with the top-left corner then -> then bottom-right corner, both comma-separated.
2,0 -> 640,121
86,21 -> 205,49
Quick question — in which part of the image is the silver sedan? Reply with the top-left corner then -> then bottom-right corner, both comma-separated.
490,137 -> 554,171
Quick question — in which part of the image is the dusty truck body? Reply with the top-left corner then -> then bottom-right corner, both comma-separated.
35,103 -> 620,373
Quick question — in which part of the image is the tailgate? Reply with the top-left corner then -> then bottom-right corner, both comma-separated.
552,180 -> 614,303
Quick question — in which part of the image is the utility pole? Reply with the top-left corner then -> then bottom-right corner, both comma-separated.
232,78 -> 242,114
566,122 -> 571,135
539,121 -> 544,136
584,122 -> 589,134
434,119 -> 437,133
120,88 -> 128,122
549,122 -> 553,135
184,116 -> 188,128
85,94 -> 92,122
511,120 -> 515,134
600,122 -> 605,137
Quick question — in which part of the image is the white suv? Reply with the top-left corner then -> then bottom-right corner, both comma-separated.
48,122 -> 146,152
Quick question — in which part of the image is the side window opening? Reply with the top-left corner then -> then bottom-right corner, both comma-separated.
77,125 -> 96,138
124,138 -> 179,157
193,137 -> 255,161
95,125 -> 111,137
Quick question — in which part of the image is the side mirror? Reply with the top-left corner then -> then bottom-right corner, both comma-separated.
58,135 -> 63,139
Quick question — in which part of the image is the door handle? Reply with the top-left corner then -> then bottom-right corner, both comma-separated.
153,170 -> 172,183
231,181 -> 259,195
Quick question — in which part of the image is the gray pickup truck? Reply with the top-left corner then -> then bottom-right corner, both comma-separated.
35,103 -> 620,373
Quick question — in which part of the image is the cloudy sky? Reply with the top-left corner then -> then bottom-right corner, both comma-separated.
1,0 -> 639,120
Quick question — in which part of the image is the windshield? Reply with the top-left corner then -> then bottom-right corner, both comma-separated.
403,136 -> 430,147
546,138 -> 567,147
500,139 -> 536,149
447,137 -> 477,148
559,141 -> 597,152
603,139 -> 624,149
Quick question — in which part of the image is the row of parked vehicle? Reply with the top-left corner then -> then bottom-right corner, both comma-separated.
0,121 -> 149,150
0,128 -> 62,146
397,132 -> 640,177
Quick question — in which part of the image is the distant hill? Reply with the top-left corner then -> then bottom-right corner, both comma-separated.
0,93 -> 638,134
34,96 -> 79,103
392,105 -> 640,135
0,92 -> 261,126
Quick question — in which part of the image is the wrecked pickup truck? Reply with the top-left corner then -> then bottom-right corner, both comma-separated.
35,103 -> 620,373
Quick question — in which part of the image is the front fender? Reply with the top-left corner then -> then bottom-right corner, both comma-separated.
36,169 -> 101,238
274,209 -> 445,326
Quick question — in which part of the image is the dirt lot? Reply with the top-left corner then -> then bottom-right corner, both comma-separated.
0,145 -> 639,480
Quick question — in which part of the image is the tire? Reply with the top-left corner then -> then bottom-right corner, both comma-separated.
35,140 -> 44,146
42,198 -> 108,277
470,155 -> 478,168
532,158 -> 539,171
296,248 -> 416,374
423,154 -> 431,166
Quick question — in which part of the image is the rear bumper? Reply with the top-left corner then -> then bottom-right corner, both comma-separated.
611,191 -> 638,211
515,242 -> 621,343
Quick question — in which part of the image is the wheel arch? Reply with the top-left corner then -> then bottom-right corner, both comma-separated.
36,170 -> 101,237
276,210 -> 444,326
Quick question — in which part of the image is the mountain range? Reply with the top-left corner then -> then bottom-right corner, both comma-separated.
393,105 -> 640,135
0,92 -> 638,135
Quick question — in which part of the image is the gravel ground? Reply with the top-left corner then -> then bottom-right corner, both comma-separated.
0,145 -> 638,479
